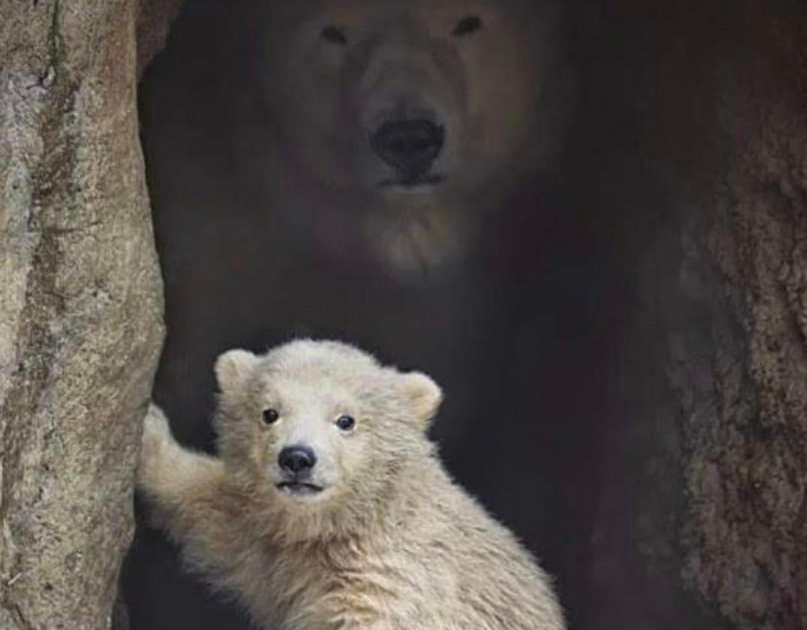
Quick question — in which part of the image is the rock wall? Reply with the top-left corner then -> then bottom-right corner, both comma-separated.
589,1 -> 807,629
682,4 -> 807,627
0,0 -> 166,627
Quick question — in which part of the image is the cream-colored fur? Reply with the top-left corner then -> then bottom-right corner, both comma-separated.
137,340 -> 565,630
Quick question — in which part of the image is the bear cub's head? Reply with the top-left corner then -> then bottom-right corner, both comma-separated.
214,340 -> 442,514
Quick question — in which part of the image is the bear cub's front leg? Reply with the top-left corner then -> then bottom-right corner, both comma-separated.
137,403 -> 180,495
137,403 -> 223,506
136,404 -> 240,581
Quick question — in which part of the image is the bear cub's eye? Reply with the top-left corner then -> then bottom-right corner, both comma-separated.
262,408 -> 280,425
453,15 -> 483,37
335,415 -> 356,432
321,26 -> 348,46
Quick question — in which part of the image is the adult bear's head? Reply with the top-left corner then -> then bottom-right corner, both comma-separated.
239,0 -> 568,274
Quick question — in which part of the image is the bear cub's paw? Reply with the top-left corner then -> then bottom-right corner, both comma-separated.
137,403 -> 175,490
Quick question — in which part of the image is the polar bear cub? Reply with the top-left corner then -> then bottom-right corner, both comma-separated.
137,339 -> 565,630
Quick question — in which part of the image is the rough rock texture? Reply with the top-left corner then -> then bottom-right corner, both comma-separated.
584,1 -> 806,629
681,4 -> 807,628
0,0 -> 165,628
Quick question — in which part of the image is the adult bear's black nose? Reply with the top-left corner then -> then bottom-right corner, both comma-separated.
370,119 -> 445,179
278,446 -> 317,475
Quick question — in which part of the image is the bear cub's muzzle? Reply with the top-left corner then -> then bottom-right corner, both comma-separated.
276,445 -> 324,495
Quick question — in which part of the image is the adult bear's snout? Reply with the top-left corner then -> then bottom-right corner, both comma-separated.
370,119 -> 445,179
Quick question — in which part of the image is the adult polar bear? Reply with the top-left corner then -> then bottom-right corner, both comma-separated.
124,1 -> 586,629
243,0 -> 563,273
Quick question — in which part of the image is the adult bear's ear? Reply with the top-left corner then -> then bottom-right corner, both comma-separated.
215,349 -> 260,392
400,371 -> 443,430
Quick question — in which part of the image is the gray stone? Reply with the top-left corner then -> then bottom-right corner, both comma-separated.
0,0 -> 164,628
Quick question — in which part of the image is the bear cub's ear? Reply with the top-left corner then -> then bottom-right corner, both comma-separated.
400,371 -> 443,430
215,349 -> 260,392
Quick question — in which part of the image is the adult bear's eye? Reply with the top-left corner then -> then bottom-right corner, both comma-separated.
262,408 -> 280,425
335,415 -> 356,432
452,15 -> 483,37
321,26 -> 348,46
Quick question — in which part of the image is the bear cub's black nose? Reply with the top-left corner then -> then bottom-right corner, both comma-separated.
371,119 -> 445,179
278,446 -> 317,475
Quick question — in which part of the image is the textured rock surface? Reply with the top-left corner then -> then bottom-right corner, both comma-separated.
586,1 -> 806,629
0,0 -> 164,628
681,4 -> 807,628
